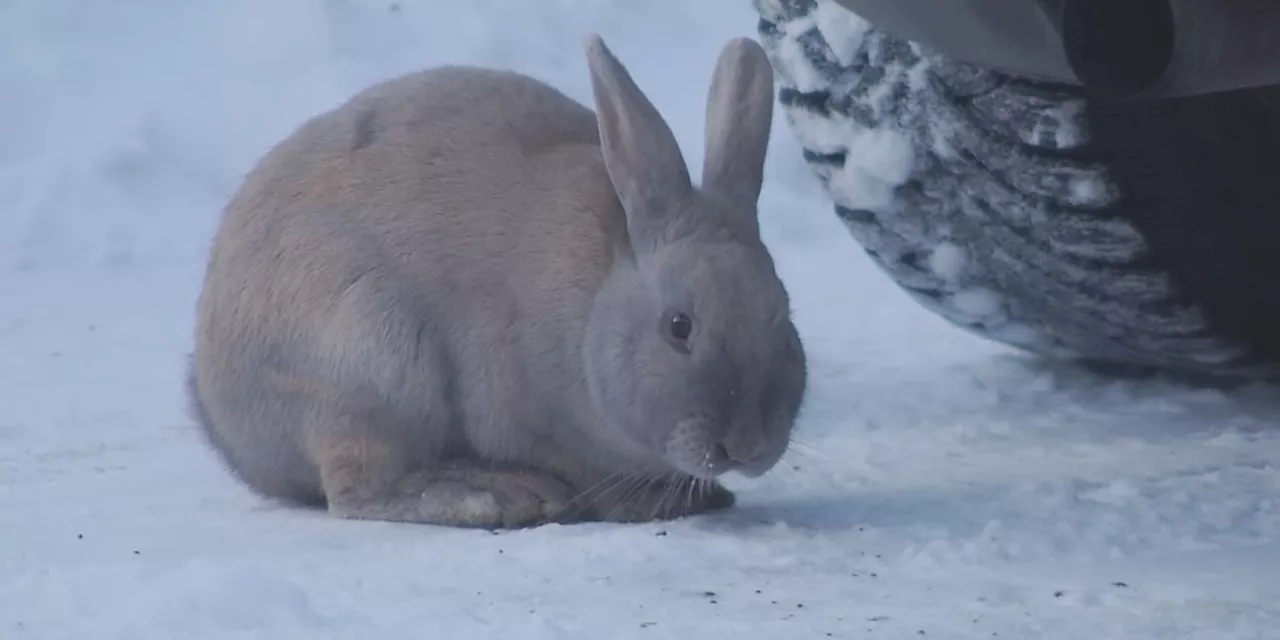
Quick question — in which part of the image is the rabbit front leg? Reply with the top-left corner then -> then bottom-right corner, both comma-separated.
310,428 -> 572,529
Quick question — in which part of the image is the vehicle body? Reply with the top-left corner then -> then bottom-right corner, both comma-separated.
832,0 -> 1280,100
754,0 -> 1280,379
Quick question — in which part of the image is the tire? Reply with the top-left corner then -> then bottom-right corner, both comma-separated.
754,0 -> 1280,379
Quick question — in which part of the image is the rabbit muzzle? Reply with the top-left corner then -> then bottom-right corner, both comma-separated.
664,415 -> 775,479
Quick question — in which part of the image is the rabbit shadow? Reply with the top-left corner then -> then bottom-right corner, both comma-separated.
676,352 -> 1280,540
694,492 -> 885,533
693,459 -> 1279,548
690,485 -> 1012,538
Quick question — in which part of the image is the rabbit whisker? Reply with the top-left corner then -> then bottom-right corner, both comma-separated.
608,473 -> 661,522
575,468 -> 646,517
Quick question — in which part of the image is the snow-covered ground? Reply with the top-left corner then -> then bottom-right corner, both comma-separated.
2,1 -> 1278,638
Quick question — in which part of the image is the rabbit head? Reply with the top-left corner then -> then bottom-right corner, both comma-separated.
581,35 -> 807,480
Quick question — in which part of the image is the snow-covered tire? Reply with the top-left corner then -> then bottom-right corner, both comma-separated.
754,0 -> 1280,378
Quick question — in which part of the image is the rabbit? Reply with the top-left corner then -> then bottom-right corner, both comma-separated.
187,33 -> 808,529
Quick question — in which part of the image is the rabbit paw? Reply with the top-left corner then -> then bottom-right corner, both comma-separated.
328,467 -> 573,529
414,469 -> 573,529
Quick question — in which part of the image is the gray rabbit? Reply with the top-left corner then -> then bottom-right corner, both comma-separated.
187,34 -> 807,528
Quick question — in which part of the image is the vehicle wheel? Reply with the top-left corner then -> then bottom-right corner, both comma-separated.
754,0 -> 1280,379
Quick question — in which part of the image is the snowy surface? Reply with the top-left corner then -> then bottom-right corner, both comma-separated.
2,1 -> 1279,638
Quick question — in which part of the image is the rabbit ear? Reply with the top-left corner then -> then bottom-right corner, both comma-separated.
701,37 -> 774,210
584,34 -> 693,247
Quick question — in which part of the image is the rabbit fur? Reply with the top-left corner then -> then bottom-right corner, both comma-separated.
187,34 -> 807,528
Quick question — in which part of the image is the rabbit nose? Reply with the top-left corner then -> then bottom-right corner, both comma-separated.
720,415 -> 766,464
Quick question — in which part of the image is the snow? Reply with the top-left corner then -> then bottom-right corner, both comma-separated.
833,128 -> 916,212
2,0 -> 1278,638
927,243 -> 967,284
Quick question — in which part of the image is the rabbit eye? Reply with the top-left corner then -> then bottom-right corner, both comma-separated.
669,312 -> 693,342
659,308 -> 694,353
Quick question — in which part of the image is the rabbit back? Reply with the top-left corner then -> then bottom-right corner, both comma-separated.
191,65 -> 629,503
